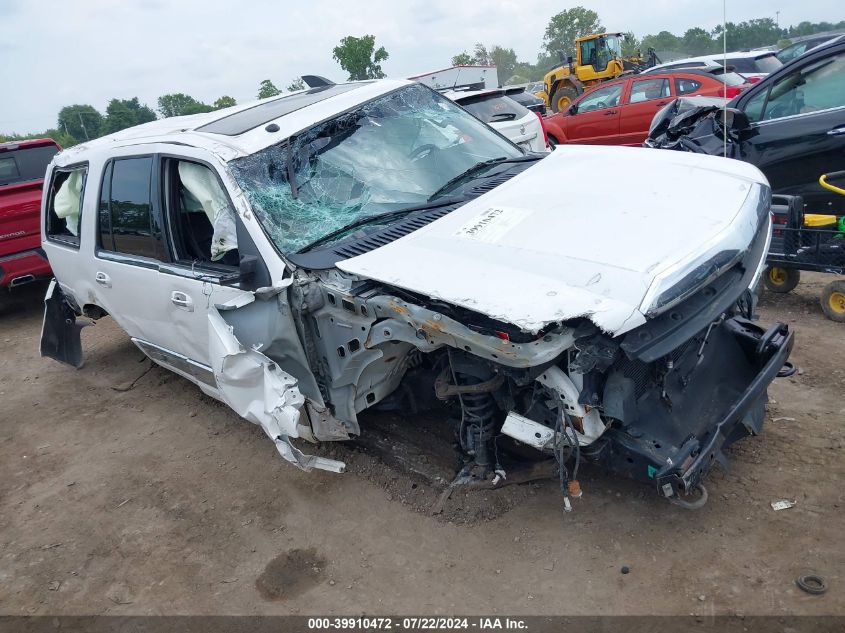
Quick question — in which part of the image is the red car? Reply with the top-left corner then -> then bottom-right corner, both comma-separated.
543,69 -> 751,147
1,138 -> 61,289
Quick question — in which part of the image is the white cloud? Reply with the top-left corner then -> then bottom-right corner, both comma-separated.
0,0 -> 839,132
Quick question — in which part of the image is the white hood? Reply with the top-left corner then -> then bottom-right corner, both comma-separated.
338,145 -> 768,336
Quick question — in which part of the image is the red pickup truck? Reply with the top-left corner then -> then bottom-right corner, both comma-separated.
1,138 -> 61,289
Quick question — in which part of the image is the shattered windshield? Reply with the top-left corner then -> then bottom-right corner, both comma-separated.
229,83 -> 522,253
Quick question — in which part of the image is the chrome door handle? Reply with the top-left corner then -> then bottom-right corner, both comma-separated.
94,271 -> 111,287
828,127 -> 845,136
171,291 -> 194,312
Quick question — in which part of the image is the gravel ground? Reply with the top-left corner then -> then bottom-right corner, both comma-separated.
0,275 -> 842,615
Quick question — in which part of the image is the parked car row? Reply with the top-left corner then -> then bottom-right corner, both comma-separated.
646,36 -> 845,212
642,49 -> 782,82
542,68 -> 752,147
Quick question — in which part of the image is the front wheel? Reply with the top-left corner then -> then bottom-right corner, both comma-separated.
821,280 -> 845,322
764,266 -> 800,293
550,85 -> 579,113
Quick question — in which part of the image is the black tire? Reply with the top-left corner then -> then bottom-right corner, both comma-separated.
550,85 -> 579,113
820,279 -> 845,322
763,266 -> 800,294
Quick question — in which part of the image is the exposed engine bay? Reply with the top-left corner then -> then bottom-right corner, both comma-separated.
248,247 -> 793,510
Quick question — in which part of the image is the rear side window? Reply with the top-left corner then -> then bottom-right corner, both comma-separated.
460,95 -> 530,123
46,165 -> 87,247
98,156 -> 168,260
675,78 -> 702,95
728,55 -> 782,74
629,78 -> 670,103
711,71 -> 748,86
0,144 -> 59,186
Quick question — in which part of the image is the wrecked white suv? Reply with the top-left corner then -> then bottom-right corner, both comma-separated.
40,79 -> 793,507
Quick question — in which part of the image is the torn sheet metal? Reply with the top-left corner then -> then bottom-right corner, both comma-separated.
208,308 -> 344,473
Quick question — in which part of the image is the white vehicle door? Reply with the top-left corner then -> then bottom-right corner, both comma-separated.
90,154 -> 174,349
92,152 -> 248,388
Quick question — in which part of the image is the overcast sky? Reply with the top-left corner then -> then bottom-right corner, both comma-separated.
1,0 -> 840,133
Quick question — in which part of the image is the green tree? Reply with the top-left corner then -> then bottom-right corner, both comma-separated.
332,34 -> 389,80
451,52 -> 474,65
213,96 -> 237,109
471,43 -> 491,65
713,18 -> 781,50
621,32 -> 642,57
681,27 -> 716,55
258,79 -> 281,99
57,104 -> 102,142
490,46 -> 518,83
286,78 -> 305,92
0,128 -> 76,148
641,31 -> 682,55
542,7 -> 603,59
157,93 -> 211,118
101,98 -> 156,135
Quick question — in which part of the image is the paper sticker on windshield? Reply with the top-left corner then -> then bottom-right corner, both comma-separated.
454,206 -> 532,244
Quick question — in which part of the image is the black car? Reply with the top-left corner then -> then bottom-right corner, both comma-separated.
646,36 -> 845,212
777,33 -> 842,64
504,87 -> 546,115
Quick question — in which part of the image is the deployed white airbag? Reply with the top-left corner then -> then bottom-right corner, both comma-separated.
178,161 -> 237,260
54,170 -> 84,236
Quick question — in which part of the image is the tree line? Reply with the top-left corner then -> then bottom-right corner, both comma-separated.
450,7 -> 845,84
1,33 -> 389,147
3,11 -> 840,145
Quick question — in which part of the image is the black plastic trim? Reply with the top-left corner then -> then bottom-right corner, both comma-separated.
621,217 -> 769,363
655,319 -> 794,495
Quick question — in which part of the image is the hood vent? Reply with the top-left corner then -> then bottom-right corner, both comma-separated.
332,205 -> 458,259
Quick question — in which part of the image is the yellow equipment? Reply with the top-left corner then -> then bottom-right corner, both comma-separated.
537,32 -> 660,113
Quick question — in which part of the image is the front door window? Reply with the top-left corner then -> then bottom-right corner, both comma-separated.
745,52 -> 845,122
576,84 -> 623,113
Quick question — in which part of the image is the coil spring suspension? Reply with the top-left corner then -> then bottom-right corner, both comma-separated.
455,374 -> 497,467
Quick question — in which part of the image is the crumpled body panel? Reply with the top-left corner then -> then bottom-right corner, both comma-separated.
208,308 -> 344,473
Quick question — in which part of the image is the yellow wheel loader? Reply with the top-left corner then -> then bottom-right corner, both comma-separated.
537,32 -> 660,113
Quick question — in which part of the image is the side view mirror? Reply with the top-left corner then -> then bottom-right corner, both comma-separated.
716,108 -> 750,132
568,104 -> 578,115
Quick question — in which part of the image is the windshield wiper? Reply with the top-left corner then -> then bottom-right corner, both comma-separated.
427,155 -> 540,202
297,196 -> 467,253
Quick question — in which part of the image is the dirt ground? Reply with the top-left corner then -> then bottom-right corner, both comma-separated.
1,274 -> 843,616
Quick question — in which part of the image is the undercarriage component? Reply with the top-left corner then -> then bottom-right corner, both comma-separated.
40,280 -> 87,369
441,352 -> 501,468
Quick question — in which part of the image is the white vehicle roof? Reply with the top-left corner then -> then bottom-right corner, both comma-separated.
646,50 -> 777,73
54,79 -> 415,167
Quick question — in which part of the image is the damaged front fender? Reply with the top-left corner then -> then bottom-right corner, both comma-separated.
208,307 -> 345,473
